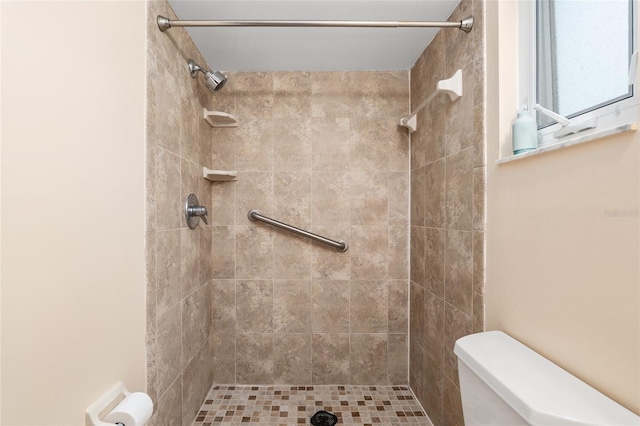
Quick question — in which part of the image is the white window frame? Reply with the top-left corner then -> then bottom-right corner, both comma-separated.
518,0 -> 638,148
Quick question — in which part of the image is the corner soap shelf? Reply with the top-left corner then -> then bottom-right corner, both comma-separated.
203,168 -> 237,182
203,109 -> 238,128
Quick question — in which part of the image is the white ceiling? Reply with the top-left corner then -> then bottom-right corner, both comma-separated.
166,1 -> 461,72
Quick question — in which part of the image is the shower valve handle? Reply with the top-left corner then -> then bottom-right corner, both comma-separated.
185,193 -> 208,229
187,205 -> 208,224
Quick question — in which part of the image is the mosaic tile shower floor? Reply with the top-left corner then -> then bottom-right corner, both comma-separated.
193,385 -> 431,426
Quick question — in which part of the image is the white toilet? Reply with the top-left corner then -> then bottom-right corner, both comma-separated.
454,331 -> 640,425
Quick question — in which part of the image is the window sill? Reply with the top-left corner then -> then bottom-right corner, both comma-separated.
496,122 -> 637,165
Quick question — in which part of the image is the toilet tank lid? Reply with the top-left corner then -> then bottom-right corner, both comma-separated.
454,331 -> 640,426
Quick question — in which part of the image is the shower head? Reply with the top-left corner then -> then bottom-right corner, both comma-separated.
187,59 -> 227,93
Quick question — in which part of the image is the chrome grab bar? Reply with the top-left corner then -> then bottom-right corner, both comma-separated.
247,209 -> 348,252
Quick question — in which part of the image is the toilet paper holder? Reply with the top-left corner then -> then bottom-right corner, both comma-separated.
85,381 -> 151,426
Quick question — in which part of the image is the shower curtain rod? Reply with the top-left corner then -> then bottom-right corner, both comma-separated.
157,15 -> 473,33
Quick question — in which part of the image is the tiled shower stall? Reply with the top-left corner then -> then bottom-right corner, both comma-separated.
145,0 -> 485,424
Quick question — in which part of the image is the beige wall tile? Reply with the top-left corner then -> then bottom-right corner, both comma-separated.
180,86 -> 203,165
444,230 -> 473,315
349,118 -> 389,171
274,171 -> 312,227
425,96 -> 447,165
311,117 -> 350,171
211,127 -> 235,171
389,172 -> 409,227
311,172 -> 350,225
310,225 -> 350,280
146,231 -> 157,293
409,283 -> 425,349
311,280 -> 349,333
349,72 -> 387,118
425,228 -> 445,297
274,72 -> 311,118
273,118 -> 312,172
210,181 -> 235,226
386,71 -> 410,117
408,0 -> 485,416
388,280 -> 408,333
235,226 -> 274,279
410,166 -> 426,226
473,166 -> 485,231
410,226 -> 426,286
445,0 -> 474,75
424,291 -> 445,368
236,280 -> 273,333
273,231 -> 312,280
148,375 -> 182,426
473,102 -> 485,167
388,227 -> 409,280
146,290 -> 158,404
350,281 -> 388,333
422,363 -> 444,426
153,65 -> 181,155
472,230 -> 485,295
473,291 -> 484,333
181,228 -> 200,297
443,375 -> 464,426
350,226 -> 388,279
157,303 -> 182,397
444,65 -> 475,156
212,333 -> 236,383
350,334 -> 388,385
471,0 -> 485,58
151,69 -> 412,392
409,338 -> 425,404
235,172 -> 274,225
311,72 -> 350,118
211,226 -> 235,279
234,118 -> 274,172
181,338 -> 213,426
181,283 -> 212,368
411,111 -> 428,171
387,334 -> 408,384
156,148 -> 181,230
274,334 -> 312,384
425,159 -> 446,228
212,280 -> 235,333
146,164 -> 157,231
273,280 -> 312,333
350,171 -> 388,225
199,226 -> 212,284
445,148 -> 473,231
312,333 -> 350,384
387,118 -> 410,172
157,229 -> 181,316
443,303 -> 472,386
234,72 -> 274,118
236,334 -> 274,384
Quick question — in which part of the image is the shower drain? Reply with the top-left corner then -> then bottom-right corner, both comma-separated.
310,410 -> 338,426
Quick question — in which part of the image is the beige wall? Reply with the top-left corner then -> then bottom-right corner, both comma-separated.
145,1 -> 217,425
485,1 -> 640,415
408,0 -> 485,424
207,69 -> 410,386
1,2 -> 146,424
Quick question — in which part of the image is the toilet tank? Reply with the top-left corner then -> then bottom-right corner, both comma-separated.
454,331 -> 640,426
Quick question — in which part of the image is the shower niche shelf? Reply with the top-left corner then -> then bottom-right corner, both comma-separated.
203,109 -> 238,128
203,167 -> 237,182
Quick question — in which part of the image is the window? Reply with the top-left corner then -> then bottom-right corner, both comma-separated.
519,0 -> 637,147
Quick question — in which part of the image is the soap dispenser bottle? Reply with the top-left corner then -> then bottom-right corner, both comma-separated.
512,106 -> 538,155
